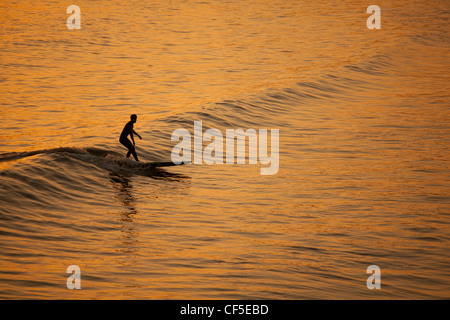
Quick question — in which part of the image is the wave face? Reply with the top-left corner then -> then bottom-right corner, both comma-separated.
0,0 -> 449,299
1,147 -> 183,176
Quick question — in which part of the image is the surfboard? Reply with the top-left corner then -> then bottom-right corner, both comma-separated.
146,161 -> 190,168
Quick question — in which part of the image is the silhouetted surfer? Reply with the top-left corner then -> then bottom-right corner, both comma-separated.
119,114 -> 142,161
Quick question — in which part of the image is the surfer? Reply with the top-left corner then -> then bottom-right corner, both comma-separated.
119,114 -> 142,161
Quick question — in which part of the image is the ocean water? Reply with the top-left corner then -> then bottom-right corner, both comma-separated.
0,0 -> 449,299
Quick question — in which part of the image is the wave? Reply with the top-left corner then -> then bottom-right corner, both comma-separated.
158,47 -> 407,135
0,147 -> 88,163
0,147 -> 188,179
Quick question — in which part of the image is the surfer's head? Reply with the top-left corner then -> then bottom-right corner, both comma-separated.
130,114 -> 137,123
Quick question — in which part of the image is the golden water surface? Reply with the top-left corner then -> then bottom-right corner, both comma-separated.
0,0 -> 449,299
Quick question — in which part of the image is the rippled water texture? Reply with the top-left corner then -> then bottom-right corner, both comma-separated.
0,0 -> 449,299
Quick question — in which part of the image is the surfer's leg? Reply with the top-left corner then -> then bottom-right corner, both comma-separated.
123,139 -> 139,161
130,149 -> 139,162
121,138 -> 138,161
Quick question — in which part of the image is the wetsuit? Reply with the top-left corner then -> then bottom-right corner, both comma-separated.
119,121 -> 139,161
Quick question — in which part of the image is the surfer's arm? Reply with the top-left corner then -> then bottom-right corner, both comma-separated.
133,130 -> 142,140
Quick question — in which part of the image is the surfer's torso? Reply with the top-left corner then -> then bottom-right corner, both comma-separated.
120,121 -> 134,141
